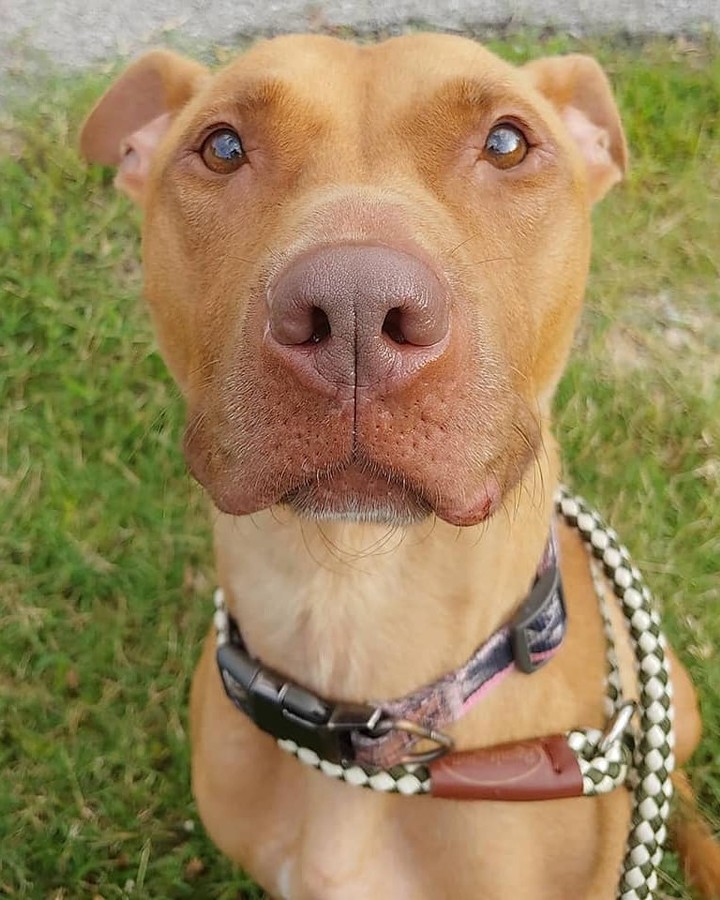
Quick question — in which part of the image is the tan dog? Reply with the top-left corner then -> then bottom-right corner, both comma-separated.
81,34 -> 720,900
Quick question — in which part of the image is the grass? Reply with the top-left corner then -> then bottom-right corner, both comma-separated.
1,30 -> 718,899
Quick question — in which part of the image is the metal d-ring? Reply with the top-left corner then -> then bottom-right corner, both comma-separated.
370,716 -> 455,764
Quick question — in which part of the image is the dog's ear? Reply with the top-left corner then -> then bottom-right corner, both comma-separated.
79,50 -> 208,205
523,54 -> 628,203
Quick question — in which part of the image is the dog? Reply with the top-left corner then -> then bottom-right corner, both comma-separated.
80,33 -> 720,899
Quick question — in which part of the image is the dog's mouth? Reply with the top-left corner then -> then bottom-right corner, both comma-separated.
188,419 -> 523,528
280,459 -> 432,525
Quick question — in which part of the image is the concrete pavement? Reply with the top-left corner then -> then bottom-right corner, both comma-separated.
1,0 -> 718,70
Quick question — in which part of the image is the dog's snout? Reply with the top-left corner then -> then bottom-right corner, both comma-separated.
266,245 -> 450,393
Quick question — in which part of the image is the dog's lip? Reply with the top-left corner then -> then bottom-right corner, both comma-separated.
433,475 -> 503,527
190,436 -> 523,528
206,462 -> 511,527
222,456 -> 502,527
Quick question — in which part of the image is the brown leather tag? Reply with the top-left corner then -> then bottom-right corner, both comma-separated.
429,734 -> 583,801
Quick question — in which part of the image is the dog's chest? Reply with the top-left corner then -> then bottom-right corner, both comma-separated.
260,780 -> 626,900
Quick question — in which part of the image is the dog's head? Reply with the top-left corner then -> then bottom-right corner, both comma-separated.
81,34 -> 626,527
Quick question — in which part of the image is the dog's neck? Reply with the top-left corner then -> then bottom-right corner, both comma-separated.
214,445 -> 559,703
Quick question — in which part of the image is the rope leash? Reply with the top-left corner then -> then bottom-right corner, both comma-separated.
214,487 -> 675,899
557,488 -> 675,900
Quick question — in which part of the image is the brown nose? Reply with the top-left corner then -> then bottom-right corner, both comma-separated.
265,244 -> 450,395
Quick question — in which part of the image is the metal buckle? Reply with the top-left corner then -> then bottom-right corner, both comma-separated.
218,642 -> 386,764
510,565 -> 563,674
217,642 -> 455,766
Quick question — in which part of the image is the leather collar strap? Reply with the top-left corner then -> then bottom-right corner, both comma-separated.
215,535 -> 566,770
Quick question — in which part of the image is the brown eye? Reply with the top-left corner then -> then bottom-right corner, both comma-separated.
482,124 -> 528,169
200,128 -> 246,174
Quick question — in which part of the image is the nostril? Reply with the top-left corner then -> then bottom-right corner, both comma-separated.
268,299 -> 332,346
382,307 -> 407,345
309,306 -> 331,344
382,304 -> 448,348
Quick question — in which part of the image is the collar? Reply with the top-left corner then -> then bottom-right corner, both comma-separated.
214,533 -> 566,769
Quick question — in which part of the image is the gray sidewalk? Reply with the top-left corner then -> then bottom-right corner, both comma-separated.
1,0 -> 719,70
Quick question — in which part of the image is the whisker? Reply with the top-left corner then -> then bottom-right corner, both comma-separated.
446,235 -> 516,260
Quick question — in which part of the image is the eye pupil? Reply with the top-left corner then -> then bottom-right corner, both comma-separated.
212,131 -> 243,161
482,124 -> 528,169
200,128 -> 245,173
486,126 -> 521,156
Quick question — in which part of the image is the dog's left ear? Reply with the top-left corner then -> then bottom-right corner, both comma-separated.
523,54 -> 628,203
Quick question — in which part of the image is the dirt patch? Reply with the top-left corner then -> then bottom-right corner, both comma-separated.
603,289 -> 720,396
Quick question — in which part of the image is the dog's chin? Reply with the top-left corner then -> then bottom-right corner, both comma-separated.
281,469 -> 432,526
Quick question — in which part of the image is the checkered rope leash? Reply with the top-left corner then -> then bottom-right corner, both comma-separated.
213,487 -> 675,899
556,487 -> 675,900
565,552 -> 631,799
593,555 -> 626,721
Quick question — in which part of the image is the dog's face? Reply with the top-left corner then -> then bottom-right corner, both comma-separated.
81,34 -> 626,527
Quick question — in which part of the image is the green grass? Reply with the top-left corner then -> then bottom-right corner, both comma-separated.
1,31 -> 718,899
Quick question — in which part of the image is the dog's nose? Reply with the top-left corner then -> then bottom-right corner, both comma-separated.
266,245 -> 450,394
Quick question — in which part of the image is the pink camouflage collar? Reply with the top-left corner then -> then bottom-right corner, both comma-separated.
215,532 -> 565,769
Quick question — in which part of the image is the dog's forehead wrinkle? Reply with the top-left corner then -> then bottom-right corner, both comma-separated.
185,77 -> 330,142
420,76 -> 524,122
206,38 -> 535,143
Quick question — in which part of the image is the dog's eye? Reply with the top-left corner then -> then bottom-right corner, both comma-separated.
482,124 -> 528,169
200,128 -> 246,174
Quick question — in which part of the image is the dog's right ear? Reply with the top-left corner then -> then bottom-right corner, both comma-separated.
522,54 -> 628,204
79,50 -> 208,205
